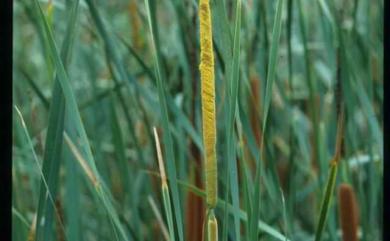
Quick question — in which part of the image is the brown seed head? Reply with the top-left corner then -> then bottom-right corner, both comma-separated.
338,183 -> 359,241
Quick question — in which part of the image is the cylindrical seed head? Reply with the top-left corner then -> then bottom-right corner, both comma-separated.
338,183 -> 359,241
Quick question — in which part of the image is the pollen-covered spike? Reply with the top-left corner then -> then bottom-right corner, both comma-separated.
199,0 -> 217,208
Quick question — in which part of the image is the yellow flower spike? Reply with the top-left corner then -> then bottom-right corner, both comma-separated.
199,2 -> 218,241
199,0 -> 217,209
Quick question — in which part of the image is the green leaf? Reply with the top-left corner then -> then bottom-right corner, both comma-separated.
144,1 -> 184,241
314,162 -> 338,241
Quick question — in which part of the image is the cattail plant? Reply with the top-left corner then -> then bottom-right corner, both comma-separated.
314,105 -> 344,241
13,0 -> 383,240
338,183 -> 359,241
199,0 -> 218,240
314,54 -> 345,240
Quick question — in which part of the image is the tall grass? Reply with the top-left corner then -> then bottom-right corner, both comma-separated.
12,0 -> 383,241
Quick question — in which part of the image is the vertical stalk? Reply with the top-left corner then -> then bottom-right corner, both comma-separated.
199,0 -> 218,240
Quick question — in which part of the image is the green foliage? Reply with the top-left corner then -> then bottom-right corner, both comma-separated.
12,0 -> 383,241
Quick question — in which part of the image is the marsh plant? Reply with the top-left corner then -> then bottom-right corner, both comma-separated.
12,0 -> 383,241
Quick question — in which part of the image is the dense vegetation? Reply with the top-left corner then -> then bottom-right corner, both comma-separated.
12,0 -> 383,241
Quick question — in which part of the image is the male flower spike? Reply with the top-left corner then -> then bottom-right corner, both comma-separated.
199,0 -> 217,209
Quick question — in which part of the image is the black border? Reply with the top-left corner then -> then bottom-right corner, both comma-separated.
0,0 -> 12,240
384,0 -> 389,240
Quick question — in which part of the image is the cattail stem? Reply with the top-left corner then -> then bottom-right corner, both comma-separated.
314,91 -> 345,241
207,210 -> 218,241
